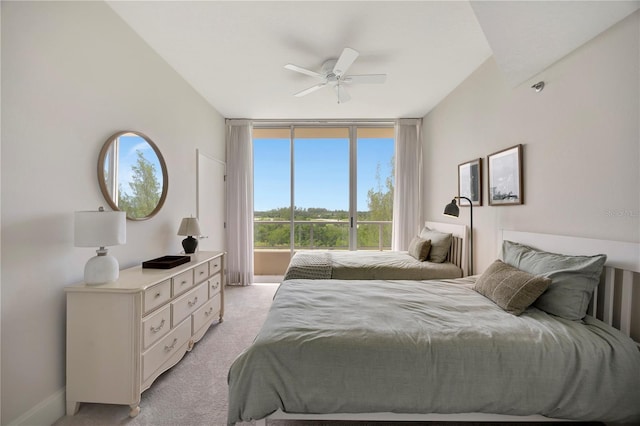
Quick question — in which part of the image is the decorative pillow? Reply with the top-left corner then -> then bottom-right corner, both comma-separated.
408,236 -> 431,261
419,227 -> 452,263
474,260 -> 551,315
501,240 -> 607,320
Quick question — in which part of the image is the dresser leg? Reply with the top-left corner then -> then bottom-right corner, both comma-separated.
66,401 -> 80,416
129,403 -> 140,417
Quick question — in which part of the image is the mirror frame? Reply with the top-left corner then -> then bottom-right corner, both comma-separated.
97,130 -> 169,221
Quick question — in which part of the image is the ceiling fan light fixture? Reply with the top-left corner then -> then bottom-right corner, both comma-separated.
285,47 -> 386,103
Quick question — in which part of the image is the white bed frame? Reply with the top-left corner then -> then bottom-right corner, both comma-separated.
425,221 -> 469,276
256,230 -> 640,425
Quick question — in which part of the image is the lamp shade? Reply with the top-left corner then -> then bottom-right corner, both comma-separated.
443,199 -> 460,217
177,217 -> 201,236
74,209 -> 126,247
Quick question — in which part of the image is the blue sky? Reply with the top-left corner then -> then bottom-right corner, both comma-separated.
117,135 -> 163,195
254,137 -> 394,211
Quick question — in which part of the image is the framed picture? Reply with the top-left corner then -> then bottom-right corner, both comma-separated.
488,144 -> 523,206
458,158 -> 482,206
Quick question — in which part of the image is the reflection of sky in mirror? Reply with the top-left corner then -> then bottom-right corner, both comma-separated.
118,135 -> 162,196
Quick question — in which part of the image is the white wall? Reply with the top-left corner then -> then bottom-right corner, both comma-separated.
423,11 -> 639,274
0,2 -> 225,424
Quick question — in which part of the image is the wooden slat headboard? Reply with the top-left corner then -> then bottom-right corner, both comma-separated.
499,230 -> 640,347
425,221 -> 468,276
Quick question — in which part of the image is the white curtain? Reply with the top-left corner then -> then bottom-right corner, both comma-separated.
225,120 -> 254,286
392,118 -> 423,251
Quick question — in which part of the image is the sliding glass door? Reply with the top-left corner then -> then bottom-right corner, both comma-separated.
253,124 -> 394,254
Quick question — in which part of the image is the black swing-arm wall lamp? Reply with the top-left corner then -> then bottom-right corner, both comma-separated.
443,196 -> 473,275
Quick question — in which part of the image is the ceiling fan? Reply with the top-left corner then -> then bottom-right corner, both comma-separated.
284,47 -> 387,103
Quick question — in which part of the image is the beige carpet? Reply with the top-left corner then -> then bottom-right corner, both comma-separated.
53,283 -> 603,426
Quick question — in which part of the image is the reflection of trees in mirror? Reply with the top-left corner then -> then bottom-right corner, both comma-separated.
118,150 -> 161,219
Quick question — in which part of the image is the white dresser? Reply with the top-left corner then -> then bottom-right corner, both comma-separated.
65,251 -> 225,417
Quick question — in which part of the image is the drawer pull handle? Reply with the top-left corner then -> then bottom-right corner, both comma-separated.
150,319 -> 165,333
188,297 -> 199,307
164,338 -> 178,352
212,282 -> 219,289
181,280 -> 187,285
205,307 -> 214,317
199,271 -> 205,275
155,292 -> 162,298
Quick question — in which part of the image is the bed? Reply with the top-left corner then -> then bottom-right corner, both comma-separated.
283,221 -> 468,280
227,230 -> 640,425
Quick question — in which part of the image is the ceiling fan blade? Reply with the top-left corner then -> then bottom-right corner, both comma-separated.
333,47 -> 359,76
294,82 -> 327,97
342,74 -> 387,84
285,64 -> 323,79
333,85 -> 351,103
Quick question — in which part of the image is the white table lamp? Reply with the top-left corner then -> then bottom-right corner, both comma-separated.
75,207 -> 126,285
177,217 -> 201,254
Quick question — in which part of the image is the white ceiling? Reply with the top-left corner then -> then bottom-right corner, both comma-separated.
106,1 -> 639,120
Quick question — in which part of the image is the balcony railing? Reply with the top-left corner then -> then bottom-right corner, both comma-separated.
254,219 -> 392,251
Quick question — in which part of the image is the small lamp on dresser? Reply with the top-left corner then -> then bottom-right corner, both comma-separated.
74,206 -> 126,285
177,217 -> 201,254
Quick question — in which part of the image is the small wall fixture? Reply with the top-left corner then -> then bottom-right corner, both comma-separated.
531,81 -> 545,92
178,217 -> 202,254
74,207 -> 126,285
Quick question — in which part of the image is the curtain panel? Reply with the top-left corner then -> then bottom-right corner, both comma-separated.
392,118 -> 423,251
225,120 -> 254,286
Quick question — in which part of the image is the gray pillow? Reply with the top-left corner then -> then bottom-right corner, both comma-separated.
419,227 -> 452,263
408,236 -> 431,261
501,240 -> 607,320
474,260 -> 551,315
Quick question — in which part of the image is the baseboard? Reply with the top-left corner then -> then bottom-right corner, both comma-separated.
7,387 -> 65,426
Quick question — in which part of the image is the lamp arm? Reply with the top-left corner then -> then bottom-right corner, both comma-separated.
454,196 -> 473,276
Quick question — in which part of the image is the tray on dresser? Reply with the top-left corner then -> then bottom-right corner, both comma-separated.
142,255 -> 191,269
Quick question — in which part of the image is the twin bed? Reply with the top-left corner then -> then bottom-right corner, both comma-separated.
227,227 -> 640,425
283,221 -> 468,280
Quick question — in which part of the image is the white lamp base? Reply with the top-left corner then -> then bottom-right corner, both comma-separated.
84,248 -> 120,285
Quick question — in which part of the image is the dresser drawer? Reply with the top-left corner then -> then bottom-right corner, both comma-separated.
142,319 -> 191,382
194,262 -> 210,284
143,280 -> 171,314
209,274 -> 222,298
192,296 -> 220,333
172,269 -> 194,296
171,283 -> 208,327
209,258 -> 222,275
142,305 -> 170,350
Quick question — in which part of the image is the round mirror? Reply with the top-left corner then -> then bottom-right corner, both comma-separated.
98,131 -> 168,221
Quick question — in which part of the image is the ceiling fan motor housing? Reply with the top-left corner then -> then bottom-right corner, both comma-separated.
322,59 -> 339,77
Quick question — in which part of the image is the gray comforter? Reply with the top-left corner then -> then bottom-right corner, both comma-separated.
283,250 -> 462,280
227,278 -> 640,424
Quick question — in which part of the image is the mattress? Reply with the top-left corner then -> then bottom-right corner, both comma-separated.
283,250 -> 462,280
227,278 -> 640,424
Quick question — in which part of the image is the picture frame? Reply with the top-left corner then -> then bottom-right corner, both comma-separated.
487,144 -> 523,206
458,158 -> 482,206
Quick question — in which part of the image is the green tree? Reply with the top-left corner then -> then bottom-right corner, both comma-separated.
358,157 -> 394,248
119,150 -> 161,218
